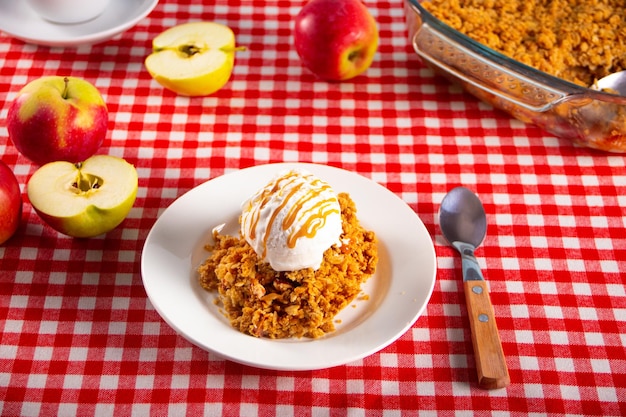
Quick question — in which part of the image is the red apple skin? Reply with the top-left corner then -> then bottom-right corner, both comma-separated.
294,0 -> 379,81
0,160 -> 22,245
7,76 -> 108,165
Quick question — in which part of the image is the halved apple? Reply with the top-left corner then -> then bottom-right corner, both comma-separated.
145,22 -> 245,96
27,155 -> 138,238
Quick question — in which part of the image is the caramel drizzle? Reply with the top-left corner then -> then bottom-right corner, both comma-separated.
245,171 -> 339,260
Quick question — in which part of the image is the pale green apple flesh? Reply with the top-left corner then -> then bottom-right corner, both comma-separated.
27,155 -> 138,238
145,22 -> 244,96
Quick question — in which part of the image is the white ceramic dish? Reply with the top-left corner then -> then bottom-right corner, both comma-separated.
141,163 -> 437,371
0,0 -> 158,47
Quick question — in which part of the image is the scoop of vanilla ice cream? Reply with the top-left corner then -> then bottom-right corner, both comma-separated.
240,169 -> 343,271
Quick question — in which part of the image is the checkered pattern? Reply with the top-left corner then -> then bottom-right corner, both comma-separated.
1,0 -> 625,415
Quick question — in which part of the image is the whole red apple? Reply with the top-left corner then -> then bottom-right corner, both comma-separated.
294,0 -> 379,81
7,76 -> 108,165
0,160 -> 22,245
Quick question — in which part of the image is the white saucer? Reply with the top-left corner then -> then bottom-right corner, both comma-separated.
0,0 -> 158,47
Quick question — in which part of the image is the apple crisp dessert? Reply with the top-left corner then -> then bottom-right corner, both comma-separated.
197,193 -> 378,339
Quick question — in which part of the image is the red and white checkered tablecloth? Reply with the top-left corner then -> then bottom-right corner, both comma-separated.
1,0 -> 625,415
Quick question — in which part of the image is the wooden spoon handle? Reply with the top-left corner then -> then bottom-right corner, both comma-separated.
464,280 -> 510,389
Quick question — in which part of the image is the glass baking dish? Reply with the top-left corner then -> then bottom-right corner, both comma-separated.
404,0 -> 626,153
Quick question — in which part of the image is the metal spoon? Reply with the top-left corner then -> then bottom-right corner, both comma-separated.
593,70 -> 626,96
439,186 -> 510,389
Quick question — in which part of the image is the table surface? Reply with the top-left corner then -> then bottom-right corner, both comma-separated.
1,1 -> 625,416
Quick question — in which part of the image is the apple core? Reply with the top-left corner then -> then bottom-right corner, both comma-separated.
70,165 -> 103,194
179,44 -> 202,57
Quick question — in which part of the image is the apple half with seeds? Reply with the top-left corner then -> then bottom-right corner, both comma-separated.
27,155 -> 138,238
145,21 -> 245,96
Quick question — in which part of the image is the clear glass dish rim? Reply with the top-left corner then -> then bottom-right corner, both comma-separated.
406,0 -> 626,104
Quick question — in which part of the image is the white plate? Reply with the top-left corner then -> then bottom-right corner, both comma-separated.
141,163 -> 437,371
0,0 -> 158,47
